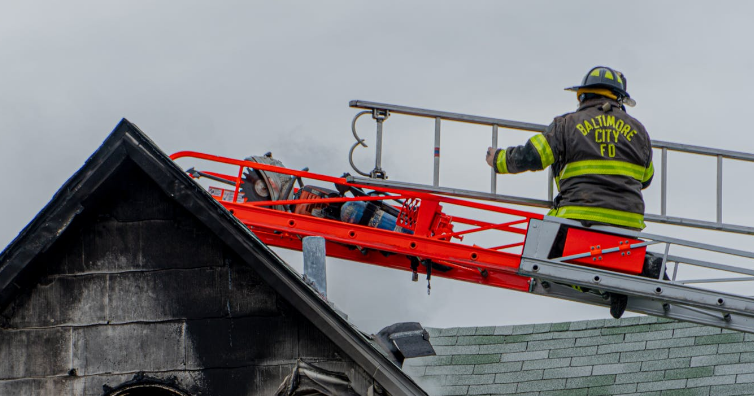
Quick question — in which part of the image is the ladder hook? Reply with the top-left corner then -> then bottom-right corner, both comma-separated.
349,111 -> 372,177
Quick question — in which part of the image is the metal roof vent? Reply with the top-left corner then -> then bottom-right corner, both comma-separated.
374,322 -> 435,368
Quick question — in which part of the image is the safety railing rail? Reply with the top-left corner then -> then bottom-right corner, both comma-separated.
349,100 -> 754,236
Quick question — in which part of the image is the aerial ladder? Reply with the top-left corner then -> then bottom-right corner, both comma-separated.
170,100 -> 754,334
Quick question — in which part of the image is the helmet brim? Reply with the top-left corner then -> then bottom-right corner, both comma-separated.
564,85 -> 636,107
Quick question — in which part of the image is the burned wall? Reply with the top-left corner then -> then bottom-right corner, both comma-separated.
0,159 -> 357,395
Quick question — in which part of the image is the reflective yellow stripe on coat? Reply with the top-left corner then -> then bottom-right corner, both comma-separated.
643,161 -> 654,183
496,150 -> 508,174
529,134 -> 555,168
559,160 -> 652,183
547,206 -> 646,230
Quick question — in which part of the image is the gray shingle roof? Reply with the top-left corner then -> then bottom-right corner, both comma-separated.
405,317 -> 754,396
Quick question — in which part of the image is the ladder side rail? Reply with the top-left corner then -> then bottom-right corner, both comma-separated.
350,102 -> 754,161
637,230 -> 754,261
643,213 -> 754,236
530,281 -> 754,334
225,202 -> 530,279
350,100 -> 548,132
347,176 -> 553,209
652,140 -> 754,161
351,176 -> 754,236
173,153 -> 547,226
246,194 -> 414,208
251,227 -> 532,291
172,151 -> 551,218
678,277 -> 754,285
520,256 -> 754,319
651,140 -> 754,227
349,101 -> 754,234
663,254 -> 754,279
171,151 -> 349,184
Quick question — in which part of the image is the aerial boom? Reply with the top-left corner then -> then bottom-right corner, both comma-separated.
169,100 -> 754,334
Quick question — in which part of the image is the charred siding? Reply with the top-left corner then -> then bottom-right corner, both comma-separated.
0,160 -> 348,395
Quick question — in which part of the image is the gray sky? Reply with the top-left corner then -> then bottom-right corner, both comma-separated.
3,1 -> 754,333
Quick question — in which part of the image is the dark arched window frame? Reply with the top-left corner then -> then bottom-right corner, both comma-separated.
103,380 -> 192,396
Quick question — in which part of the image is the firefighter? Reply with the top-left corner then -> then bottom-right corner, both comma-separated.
485,66 -> 654,319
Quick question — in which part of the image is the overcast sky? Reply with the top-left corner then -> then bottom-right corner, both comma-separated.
3,1 -> 754,333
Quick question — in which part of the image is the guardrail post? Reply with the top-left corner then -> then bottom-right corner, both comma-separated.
661,148 -> 668,216
434,117 -> 441,187
491,125 -> 498,194
371,109 -> 389,179
717,155 -> 723,224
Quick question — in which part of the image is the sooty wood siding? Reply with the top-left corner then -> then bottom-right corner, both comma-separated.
0,159 -> 364,395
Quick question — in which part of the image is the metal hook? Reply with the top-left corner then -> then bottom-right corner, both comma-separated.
348,109 -> 390,179
351,111 -> 370,148
349,111 -> 371,177
349,141 -> 371,177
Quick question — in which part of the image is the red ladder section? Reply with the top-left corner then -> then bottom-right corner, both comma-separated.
170,151 -> 638,293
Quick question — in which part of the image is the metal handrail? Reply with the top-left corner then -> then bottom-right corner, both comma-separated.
349,100 -> 548,132
349,100 -> 754,236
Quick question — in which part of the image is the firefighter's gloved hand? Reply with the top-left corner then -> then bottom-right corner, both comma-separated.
485,147 -> 497,168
